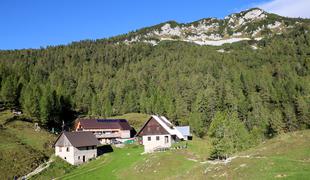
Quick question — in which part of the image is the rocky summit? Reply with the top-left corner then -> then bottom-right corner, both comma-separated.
123,8 -> 308,46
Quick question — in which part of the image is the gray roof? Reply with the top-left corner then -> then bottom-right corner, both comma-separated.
175,126 -> 191,136
55,131 -> 100,147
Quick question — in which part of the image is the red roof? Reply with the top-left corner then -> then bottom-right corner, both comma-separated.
77,119 -> 132,130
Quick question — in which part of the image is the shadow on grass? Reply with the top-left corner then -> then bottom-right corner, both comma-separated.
97,145 -> 114,156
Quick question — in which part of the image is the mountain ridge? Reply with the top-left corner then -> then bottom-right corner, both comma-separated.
118,8 -> 309,46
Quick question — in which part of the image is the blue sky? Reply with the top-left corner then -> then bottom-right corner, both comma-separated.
1,0 -> 309,50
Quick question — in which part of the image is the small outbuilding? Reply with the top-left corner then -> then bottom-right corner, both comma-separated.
175,126 -> 192,140
54,131 -> 100,165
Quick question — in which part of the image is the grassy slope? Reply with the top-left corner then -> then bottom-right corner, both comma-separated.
0,110 -> 56,179
109,113 -> 150,130
0,109 -> 14,125
179,130 -> 310,180
32,137 -> 211,179
34,130 -> 310,180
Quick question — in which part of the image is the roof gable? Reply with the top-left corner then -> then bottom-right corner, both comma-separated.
152,115 -> 184,139
136,115 -> 185,139
136,117 -> 169,136
54,133 -> 72,147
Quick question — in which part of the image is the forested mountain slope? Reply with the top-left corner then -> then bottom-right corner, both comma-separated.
0,8 -> 309,144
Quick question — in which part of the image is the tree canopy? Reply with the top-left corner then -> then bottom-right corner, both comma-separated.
0,25 -> 309,138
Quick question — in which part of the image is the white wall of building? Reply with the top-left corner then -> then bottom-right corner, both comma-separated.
55,146 -> 75,165
120,130 -> 130,138
142,134 -> 171,153
73,146 -> 97,165
55,146 -> 97,165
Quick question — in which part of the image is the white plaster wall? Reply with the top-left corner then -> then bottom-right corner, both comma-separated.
99,138 -> 112,144
55,146 -> 75,165
55,146 -> 97,165
120,130 -> 130,138
142,134 -> 171,153
73,146 -> 97,165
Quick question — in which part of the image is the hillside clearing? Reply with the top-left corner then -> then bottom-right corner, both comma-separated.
0,110 -> 56,179
32,137 -> 211,179
179,130 -> 310,179
0,109 -> 14,125
33,130 -> 310,179
109,113 -> 150,130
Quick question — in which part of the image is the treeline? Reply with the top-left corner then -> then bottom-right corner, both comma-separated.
0,25 -> 310,155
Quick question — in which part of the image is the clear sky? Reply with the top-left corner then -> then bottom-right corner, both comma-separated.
1,0 -> 309,50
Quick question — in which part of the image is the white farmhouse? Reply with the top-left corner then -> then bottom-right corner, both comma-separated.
136,115 -> 191,153
54,131 -> 100,165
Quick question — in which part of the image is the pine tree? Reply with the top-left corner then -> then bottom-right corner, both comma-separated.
268,108 -> 285,135
102,99 -> 113,117
208,111 -> 250,158
39,85 -> 53,125
295,96 -> 310,129
0,75 -> 18,105
21,83 -> 40,119
189,112 -> 205,138
90,95 -> 101,116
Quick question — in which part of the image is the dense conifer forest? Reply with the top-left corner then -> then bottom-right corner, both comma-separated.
0,21 -> 309,157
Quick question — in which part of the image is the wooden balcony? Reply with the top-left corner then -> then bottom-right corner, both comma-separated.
94,133 -> 121,139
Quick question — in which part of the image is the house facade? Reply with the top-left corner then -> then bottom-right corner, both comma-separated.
54,131 -> 100,165
136,115 -> 190,153
75,119 -> 132,144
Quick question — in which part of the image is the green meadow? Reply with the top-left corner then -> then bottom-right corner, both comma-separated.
33,130 -> 310,179
0,110 -> 56,179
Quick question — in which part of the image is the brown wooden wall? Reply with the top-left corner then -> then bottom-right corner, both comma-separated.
138,117 -> 169,136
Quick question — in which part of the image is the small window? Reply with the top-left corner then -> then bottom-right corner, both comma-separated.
92,146 -> 95,149
147,136 -> 151,141
156,136 -> 160,141
64,157 -> 66,159
156,126 -> 159,131
86,146 -> 89,150
78,156 -> 80,160
147,127 -> 151,131
165,136 -> 169,143
66,147 -> 69,152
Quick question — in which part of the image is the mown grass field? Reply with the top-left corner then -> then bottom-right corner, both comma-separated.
109,113 -> 150,130
33,130 -> 310,180
0,110 -> 56,179
83,113 -> 149,130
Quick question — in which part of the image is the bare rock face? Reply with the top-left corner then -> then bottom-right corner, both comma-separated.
124,8 -> 306,46
243,9 -> 266,20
